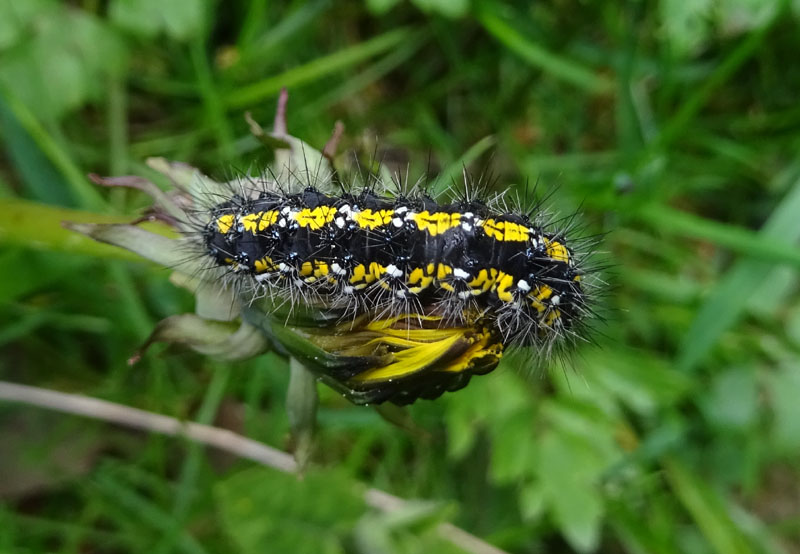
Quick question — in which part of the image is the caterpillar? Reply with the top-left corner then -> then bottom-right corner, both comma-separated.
190,168 -> 597,404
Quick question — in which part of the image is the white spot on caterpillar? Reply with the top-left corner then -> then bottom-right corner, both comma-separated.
395,206 -> 408,215
331,263 -> 346,275
343,285 -> 354,294
517,279 -> 531,292
255,273 -> 271,282
551,295 -> 560,305
278,218 -> 287,228
458,291 -> 472,299
395,289 -> 407,299
386,264 -> 403,278
461,223 -> 473,232
453,268 -> 470,280
392,217 -> 404,228
335,217 -> 346,229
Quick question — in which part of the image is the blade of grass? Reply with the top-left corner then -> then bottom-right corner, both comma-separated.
234,0 -> 330,64
0,198 -> 149,261
476,7 -> 613,94
653,19 -> 774,151
190,36 -> 237,162
0,88 -> 106,210
663,457 -> 754,554
235,0 -> 269,50
677,167 -> 800,371
153,367 -> 230,554
638,204 -> 800,269
0,97 -> 76,207
430,135 -> 497,196
9,513 -> 136,550
107,76 -> 128,177
608,501 -> 674,554
92,471 -> 209,554
299,34 -> 425,117
225,28 -> 412,109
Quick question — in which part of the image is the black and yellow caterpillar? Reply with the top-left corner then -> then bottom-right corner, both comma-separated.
202,184 -> 589,353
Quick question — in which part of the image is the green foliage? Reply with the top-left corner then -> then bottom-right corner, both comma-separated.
0,1 -> 126,121
2,0 -> 800,553
216,467 -> 365,554
109,0 -> 208,40
660,0 -> 788,56
366,0 -> 469,18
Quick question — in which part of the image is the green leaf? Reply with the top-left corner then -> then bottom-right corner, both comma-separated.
537,431 -> 604,552
93,469 -> 208,554
109,0 -> 207,41
225,28 -> 412,108
664,457 -> 754,554
365,0 -> 402,15
0,91 -> 107,209
0,95 -> 78,207
353,501 -> 460,554
65,223 -> 184,268
444,392 -> 479,460
0,198 -> 140,261
0,6 -> 127,120
638,204 -> 800,270
476,6 -> 613,94
765,365 -> 800,452
519,482 -> 546,522
287,358 -> 319,470
136,315 -> 269,361
445,370 -> 532,460
678,169 -> 800,371
659,0 -> 714,56
215,467 -> 366,554
411,0 -> 469,18
488,409 -> 537,484
582,350 -> 693,415
716,0 -> 782,36
701,368 -> 758,431
0,0 -> 51,49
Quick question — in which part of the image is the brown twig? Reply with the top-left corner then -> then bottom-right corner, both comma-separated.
273,87 -> 289,137
0,380 -> 507,554
322,121 -> 345,162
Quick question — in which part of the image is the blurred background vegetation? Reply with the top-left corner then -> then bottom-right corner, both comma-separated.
1,0 -> 800,552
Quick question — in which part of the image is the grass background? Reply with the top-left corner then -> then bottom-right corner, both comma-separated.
1,0 -> 800,552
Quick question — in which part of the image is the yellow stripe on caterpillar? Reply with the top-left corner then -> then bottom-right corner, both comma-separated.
241,210 -> 279,233
353,209 -> 394,230
543,237 -> 570,263
543,308 -> 562,327
216,214 -> 235,234
254,256 -> 277,273
492,271 -> 515,302
411,211 -> 462,236
295,206 -> 337,230
480,219 -> 529,242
